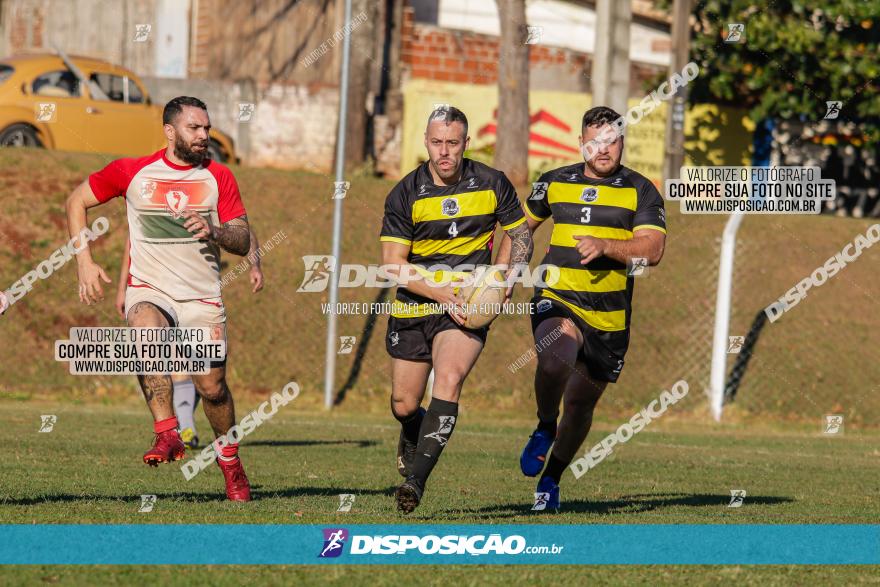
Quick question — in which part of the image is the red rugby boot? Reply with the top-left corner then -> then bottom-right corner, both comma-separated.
143,429 -> 186,466
217,457 -> 252,502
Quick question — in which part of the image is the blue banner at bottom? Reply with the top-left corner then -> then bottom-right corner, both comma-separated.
0,524 -> 877,565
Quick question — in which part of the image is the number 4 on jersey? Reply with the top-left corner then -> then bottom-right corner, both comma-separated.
448,222 -> 459,238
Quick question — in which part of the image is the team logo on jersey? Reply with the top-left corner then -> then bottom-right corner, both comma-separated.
580,187 -> 598,203
465,177 -> 478,189
139,180 -> 157,200
389,331 -> 400,347
164,190 -> 189,218
535,299 -> 552,313
611,177 -> 623,186
418,183 -> 429,196
568,173 -> 579,181
529,182 -> 548,201
441,197 -> 460,217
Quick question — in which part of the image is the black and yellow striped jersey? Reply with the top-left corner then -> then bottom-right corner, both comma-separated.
526,163 -> 666,332
380,158 -> 526,318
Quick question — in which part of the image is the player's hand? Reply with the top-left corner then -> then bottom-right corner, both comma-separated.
77,261 -> 111,305
115,285 -> 126,319
573,235 -> 607,265
182,210 -> 214,240
250,264 -> 264,293
434,284 -> 467,326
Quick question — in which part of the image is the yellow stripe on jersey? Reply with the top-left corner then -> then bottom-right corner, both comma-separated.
411,229 -> 494,257
412,190 -> 497,223
548,183 -> 637,210
412,265 -> 471,284
546,266 -> 628,293
542,290 -> 627,332
550,223 -> 633,248
380,236 -> 413,246
633,224 -> 667,234
501,216 -> 526,231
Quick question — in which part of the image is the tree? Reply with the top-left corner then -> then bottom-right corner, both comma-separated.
343,0 -> 377,169
494,0 -> 530,185
685,0 -> 880,139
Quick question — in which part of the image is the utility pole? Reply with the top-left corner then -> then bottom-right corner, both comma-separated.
592,0 -> 631,115
662,0 -> 691,181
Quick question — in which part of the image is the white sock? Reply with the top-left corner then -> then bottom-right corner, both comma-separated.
173,379 -> 198,435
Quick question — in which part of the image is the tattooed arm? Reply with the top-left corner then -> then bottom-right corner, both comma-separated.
505,222 -> 534,267
247,226 -> 262,268
247,226 -> 264,292
496,220 -> 536,299
183,211 -> 251,256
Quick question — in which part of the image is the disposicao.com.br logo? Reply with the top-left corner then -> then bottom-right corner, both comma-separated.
318,528 -> 563,558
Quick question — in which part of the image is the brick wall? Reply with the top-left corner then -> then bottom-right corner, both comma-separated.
188,0 -> 215,78
6,1 -> 45,53
400,6 -> 662,96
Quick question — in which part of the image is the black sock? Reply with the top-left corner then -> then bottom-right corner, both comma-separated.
537,412 -> 557,437
408,398 -> 458,485
540,453 -> 569,484
395,409 -> 424,444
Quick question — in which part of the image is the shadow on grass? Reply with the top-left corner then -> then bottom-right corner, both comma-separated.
2,486 -> 398,506
244,439 -> 380,448
438,493 -> 795,520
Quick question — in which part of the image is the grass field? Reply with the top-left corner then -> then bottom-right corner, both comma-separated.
1,149 -> 878,583
0,397 -> 877,583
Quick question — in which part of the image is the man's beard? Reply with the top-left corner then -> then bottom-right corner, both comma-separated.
585,156 -> 620,178
430,157 -> 461,183
174,135 -> 208,166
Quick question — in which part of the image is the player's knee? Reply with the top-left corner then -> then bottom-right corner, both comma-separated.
390,396 -> 420,420
564,392 -> 599,415
195,379 -> 227,403
536,353 -> 571,381
433,369 -> 467,394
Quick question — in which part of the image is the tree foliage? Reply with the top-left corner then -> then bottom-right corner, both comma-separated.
682,1 -> 880,136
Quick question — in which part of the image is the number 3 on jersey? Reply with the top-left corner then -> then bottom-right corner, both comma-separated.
580,207 -> 591,224
448,221 -> 459,238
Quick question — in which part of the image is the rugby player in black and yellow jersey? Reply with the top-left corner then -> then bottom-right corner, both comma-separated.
508,106 -> 667,510
380,106 -> 533,514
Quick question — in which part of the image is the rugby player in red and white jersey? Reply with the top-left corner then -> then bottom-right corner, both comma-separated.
115,227 -> 264,450
65,96 -> 253,501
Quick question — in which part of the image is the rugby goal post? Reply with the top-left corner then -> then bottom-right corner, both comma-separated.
709,213 -> 744,421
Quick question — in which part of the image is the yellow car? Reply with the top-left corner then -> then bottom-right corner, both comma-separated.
0,54 -> 236,162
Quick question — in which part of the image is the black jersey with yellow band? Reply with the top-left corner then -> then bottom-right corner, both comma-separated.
525,163 -> 666,332
380,158 -> 526,318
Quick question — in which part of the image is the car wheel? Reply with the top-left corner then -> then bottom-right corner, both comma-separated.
0,124 -> 44,148
207,139 -> 227,163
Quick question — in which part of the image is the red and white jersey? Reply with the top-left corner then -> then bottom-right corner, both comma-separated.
89,149 -> 246,301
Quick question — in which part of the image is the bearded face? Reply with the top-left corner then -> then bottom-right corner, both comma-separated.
166,105 -> 211,166
173,130 -> 209,166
